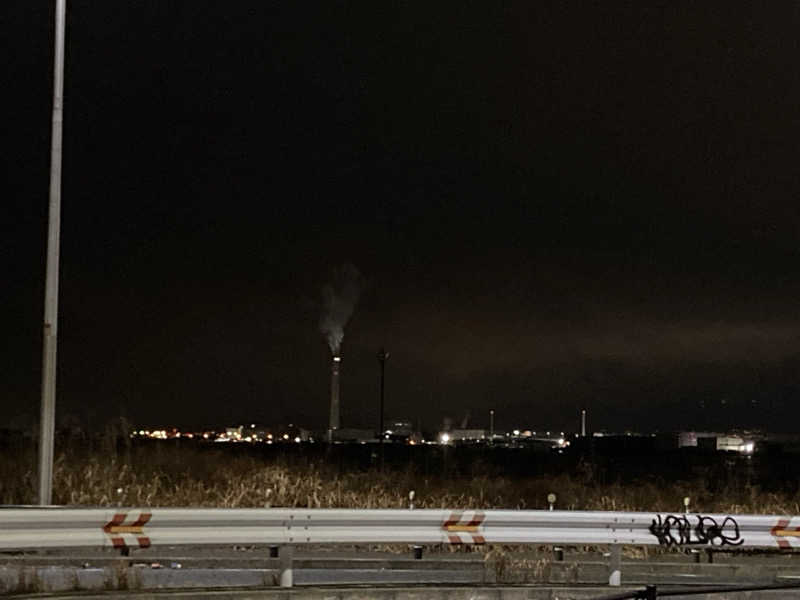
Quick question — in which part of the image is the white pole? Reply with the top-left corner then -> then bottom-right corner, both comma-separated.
39,0 -> 66,506
279,545 -> 294,587
608,544 -> 622,586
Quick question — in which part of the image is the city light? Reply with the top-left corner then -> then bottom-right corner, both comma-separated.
121,422 -> 762,457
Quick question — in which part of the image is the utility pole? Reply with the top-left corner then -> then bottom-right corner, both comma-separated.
377,348 -> 389,470
39,0 -> 67,506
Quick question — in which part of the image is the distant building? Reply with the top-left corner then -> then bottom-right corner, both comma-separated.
385,419 -> 414,436
716,435 -> 753,453
447,429 -> 487,442
332,428 -> 375,443
678,431 -> 719,448
225,426 -> 243,440
679,431 -> 754,453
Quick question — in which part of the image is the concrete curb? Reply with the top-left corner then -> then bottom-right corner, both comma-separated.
4,585 -> 800,600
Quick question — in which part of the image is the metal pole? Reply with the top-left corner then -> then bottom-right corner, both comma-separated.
39,0 -> 67,506
377,348 -> 389,470
489,409 -> 494,442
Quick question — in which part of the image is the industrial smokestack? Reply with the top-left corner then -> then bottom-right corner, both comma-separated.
581,409 -> 587,437
329,356 -> 341,437
319,264 -> 363,441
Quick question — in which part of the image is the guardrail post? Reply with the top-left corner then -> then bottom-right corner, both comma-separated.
279,545 -> 294,587
642,584 -> 657,599
608,544 -> 622,587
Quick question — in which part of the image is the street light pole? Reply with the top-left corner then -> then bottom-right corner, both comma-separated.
377,348 -> 389,470
39,0 -> 67,506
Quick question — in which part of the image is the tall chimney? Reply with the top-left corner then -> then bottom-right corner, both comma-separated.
329,356 -> 341,437
581,409 -> 587,437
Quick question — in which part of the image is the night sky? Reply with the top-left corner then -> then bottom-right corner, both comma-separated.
5,2 -> 800,434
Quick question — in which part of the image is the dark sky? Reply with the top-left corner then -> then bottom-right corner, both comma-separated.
5,1 -> 800,434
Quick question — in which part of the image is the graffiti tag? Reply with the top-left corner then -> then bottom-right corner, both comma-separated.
649,514 -> 743,547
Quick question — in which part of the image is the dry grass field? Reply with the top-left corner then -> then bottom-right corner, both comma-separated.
2,440 -> 797,515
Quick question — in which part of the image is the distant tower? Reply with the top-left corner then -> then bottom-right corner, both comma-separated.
581,409 -> 587,437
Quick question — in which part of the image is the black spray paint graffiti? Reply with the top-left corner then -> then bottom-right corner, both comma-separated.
649,514 -> 744,546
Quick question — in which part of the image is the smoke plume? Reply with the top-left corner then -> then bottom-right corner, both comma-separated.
320,263 -> 363,355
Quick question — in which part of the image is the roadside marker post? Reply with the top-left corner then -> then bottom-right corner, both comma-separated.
279,545 -> 294,587
608,544 -> 622,586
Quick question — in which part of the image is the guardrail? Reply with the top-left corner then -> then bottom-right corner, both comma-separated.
2,507 -> 798,587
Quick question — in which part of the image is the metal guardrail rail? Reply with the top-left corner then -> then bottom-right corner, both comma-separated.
1,507 -> 797,550
2,507 -> 798,589
596,582 -> 800,599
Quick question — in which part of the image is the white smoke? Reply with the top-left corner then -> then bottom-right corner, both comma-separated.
320,263 -> 363,355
